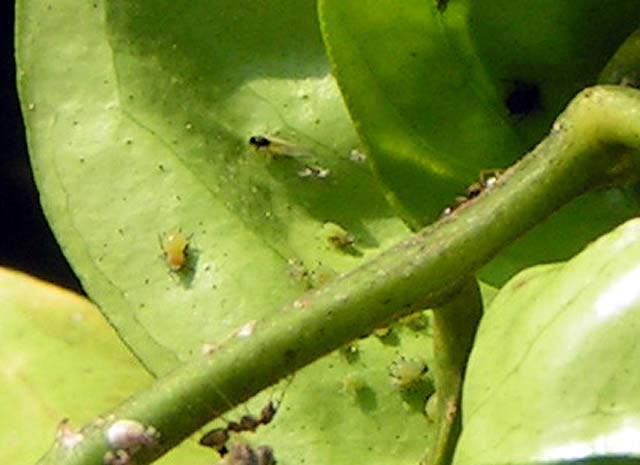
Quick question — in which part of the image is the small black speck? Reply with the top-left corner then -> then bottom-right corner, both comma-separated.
436,0 -> 449,12
505,80 -> 541,117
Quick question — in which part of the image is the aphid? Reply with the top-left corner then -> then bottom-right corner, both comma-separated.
56,418 -> 84,449
389,357 -> 428,389
424,392 -> 439,422
255,445 -> 277,465
441,170 -> 501,217
221,443 -> 257,465
103,449 -> 131,465
249,135 -> 309,158
199,400 -> 280,456
340,373 -> 367,398
373,325 -> 392,338
505,80 -> 541,118
349,148 -> 367,164
105,419 -> 159,451
328,231 -> 356,250
220,442 -> 276,465
297,165 -> 331,179
339,343 -> 359,363
162,232 -> 188,271
323,222 -> 357,253
199,427 -> 230,455
200,376 -> 293,458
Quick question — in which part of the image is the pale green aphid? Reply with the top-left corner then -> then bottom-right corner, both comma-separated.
340,373 -> 368,398
389,357 -> 428,389
424,392 -> 439,422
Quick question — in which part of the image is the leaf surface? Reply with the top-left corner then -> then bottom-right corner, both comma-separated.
454,219 -> 640,465
0,268 -> 210,465
319,0 -> 640,284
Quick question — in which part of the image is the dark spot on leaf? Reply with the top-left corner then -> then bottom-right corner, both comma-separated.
505,80 -> 541,117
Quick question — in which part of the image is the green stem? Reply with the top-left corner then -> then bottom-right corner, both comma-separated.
38,85 -> 640,465
599,28 -> 640,87
423,279 -> 483,465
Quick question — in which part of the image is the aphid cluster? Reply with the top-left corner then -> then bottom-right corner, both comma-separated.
441,170 -> 501,217
199,401 -> 279,456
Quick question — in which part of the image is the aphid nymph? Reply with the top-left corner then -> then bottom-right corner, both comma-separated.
162,231 -> 188,271
389,357 -> 428,389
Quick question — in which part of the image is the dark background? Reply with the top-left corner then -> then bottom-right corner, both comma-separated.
1,1 -> 82,293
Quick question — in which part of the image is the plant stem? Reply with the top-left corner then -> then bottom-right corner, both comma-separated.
37,85 -> 640,465
423,279 -> 483,465
599,28 -> 640,87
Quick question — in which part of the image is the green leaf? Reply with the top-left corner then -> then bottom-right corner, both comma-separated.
0,268 -> 210,465
454,219 -> 640,465
319,0 -> 640,284
15,1 -> 453,463
16,0 -> 410,374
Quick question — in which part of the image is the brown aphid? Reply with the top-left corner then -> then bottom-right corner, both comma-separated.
441,170 -> 501,217
162,232 -> 188,271
256,445 -> 277,465
199,427 -> 229,454
199,400 -> 280,457
328,231 -> 356,250
259,401 -> 277,426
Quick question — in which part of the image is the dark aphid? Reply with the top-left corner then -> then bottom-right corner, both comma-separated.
441,170 -> 501,217
249,135 -> 271,149
238,414 -> 261,432
259,401 -> 277,425
224,443 -> 259,465
505,80 -> 541,117
199,427 -> 229,455
256,445 -> 277,465
199,400 -> 281,457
